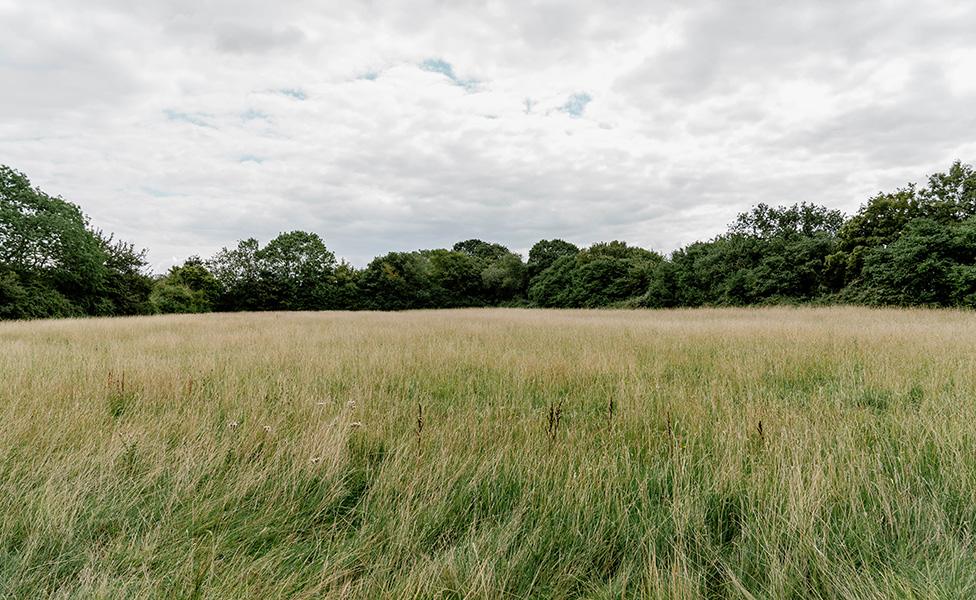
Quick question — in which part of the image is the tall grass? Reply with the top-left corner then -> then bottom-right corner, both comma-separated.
2,307 -> 976,598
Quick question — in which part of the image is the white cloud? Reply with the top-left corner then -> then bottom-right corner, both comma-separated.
1,0 -> 974,270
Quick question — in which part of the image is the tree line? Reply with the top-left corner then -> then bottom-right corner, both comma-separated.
1,161 -> 975,319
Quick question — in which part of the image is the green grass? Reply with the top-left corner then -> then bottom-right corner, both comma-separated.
2,307 -> 976,598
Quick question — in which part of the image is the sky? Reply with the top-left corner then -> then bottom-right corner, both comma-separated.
2,0 -> 975,270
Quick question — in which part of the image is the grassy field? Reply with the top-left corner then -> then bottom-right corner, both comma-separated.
2,307 -> 976,598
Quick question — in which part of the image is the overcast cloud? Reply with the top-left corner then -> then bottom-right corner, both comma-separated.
1,0 -> 975,269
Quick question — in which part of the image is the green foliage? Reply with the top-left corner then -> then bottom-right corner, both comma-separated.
644,202 -> 846,307
853,218 -> 976,307
332,261 -> 363,310
645,203 -> 845,307
6,160 -> 976,318
356,242 -> 529,310
149,257 -> 219,314
0,165 -> 151,319
149,282 -> 199,314
526,239 -> 579,279
919,160 -> 976,221
358,252 -> 434,310
0,269 -> 27,319
259,231 -> 338,310
481,251 -> 526,304
449,239 -> 527,304
530,242 -> 661,307
729,202 -> 845,238
424,249 -> 484,307
0,166 -> 102,277
208,238 -> 265,311
0,268 -> 77,319
207,233 -> 340,311
527,254 -> 575,307
832,161 -> 976,285
452,238 -> 510,262
95,232 -> 154,316
168,257 -> 220,300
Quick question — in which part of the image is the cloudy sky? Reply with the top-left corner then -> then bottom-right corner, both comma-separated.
2,0 -> 975,270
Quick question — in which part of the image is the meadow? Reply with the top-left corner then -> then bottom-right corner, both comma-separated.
2,307 -> 976,598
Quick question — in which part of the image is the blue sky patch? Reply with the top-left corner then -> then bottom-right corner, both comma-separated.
163,109 -> 213,128
279,88 -> 307,100
241,108 -> 269,121
420,58 -> 477,91
142,186 -> 179,198
560,93 -> 592,118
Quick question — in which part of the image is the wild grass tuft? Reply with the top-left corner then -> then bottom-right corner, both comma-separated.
2,306 -> 976,598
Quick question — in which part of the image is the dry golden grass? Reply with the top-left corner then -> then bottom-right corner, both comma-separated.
2,307 -> 976,598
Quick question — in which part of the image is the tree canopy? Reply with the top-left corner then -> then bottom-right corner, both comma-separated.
0,166 -> 152,319
4,160 -> 976,319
